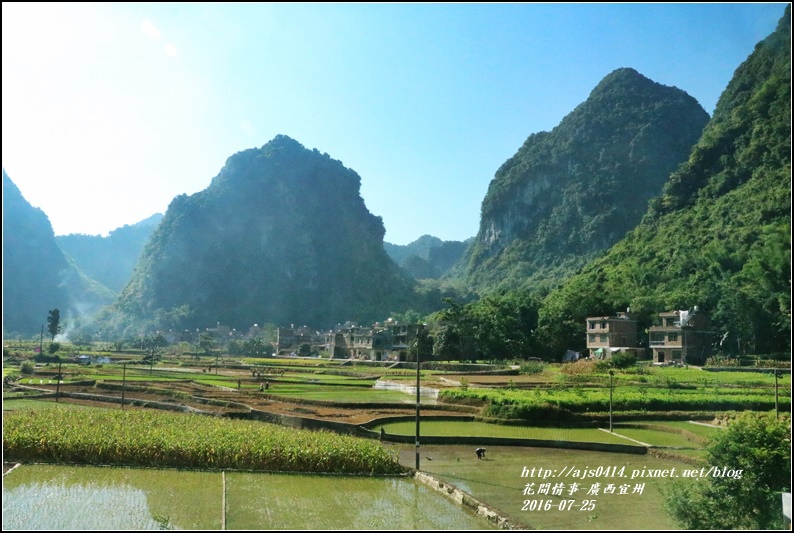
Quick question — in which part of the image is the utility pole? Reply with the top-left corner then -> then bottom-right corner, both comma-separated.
609,370 -> 614,432
121,363 -> 127,409
55,360 -> 62,402
415,342 -> 421,471
415,325 -> 425,471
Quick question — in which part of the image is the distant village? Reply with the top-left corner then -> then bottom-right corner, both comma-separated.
152,307 -> 713,366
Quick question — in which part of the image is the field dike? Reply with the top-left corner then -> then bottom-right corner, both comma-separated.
412,470 -> 524,530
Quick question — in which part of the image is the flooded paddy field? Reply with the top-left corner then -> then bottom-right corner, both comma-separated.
2,464 -> 497,530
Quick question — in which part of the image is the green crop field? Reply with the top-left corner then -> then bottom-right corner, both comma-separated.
378,420 -> 630,444
3,407 -> 404,475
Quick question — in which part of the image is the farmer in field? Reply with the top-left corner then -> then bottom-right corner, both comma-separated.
476,447 -> 486,460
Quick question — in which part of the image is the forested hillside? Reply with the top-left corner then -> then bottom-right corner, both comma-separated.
94,135 -> 417,337
451,67 -> 710,294
3,171 -> 115,336
535,7 -> 791,358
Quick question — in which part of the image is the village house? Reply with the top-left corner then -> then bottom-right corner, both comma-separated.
585,309 -> 645,360
276,325 -> 319,353
648,307 -> 713,365
325,320 -> 424,361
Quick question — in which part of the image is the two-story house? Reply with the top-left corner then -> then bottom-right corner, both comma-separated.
277,325 -> 320,353
585,309 -> 644,359
324,321 -> 424,361
648,307 -> 712,365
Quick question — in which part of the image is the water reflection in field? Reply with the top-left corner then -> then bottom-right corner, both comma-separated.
3,465 -> 495,530
227,473 -> 491,530
3,465 -> 220,530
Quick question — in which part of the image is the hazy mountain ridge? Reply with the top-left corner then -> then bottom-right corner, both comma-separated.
56,213 -> 164,293
384,235 -> 473,279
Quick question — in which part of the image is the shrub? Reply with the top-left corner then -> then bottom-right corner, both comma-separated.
20,361 -> 34,374
609,351 -> 637,369
663,412 -> 791,529
520,360 -> 545,375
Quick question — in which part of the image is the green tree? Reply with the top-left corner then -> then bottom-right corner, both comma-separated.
198,332 -> 216,356
298,343 -> 312,357
243,337 -> 270,357
139,335 -> 166,371
467,292 -> 541,360
663,411 -> 791,529
430,297 -> 475,361
408,325 -> 432,363
47,308 -> 61,341
142,350 -> 162,371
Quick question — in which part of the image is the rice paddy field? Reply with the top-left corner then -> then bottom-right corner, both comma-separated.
3,464 -> 497,530
387,443 -> 687,530
3,353 -> 787,530
378,420 -> 632,444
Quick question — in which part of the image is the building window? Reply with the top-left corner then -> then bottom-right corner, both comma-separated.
601,322 -> 607,329
600,334 -> 608,343
588,334 -> 596,343
589,322 -> 596,330
665,318 -> 676,326
668,332 -> 678,342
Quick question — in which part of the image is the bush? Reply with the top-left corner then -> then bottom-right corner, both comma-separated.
483,402 -> 577,425
663,412 -> 791,529
609,351 -> 637,369
519,360 -> 545,375
20,361 -> 34,374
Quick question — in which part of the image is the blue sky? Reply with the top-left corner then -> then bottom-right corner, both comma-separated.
2,3 -> 787,245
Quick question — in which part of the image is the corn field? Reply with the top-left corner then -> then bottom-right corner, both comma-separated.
3,408 -> 405,475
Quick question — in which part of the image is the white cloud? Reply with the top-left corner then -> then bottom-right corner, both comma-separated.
164,43 -> 178,57
241,120 -> 256,136
141,20 -> 160,40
